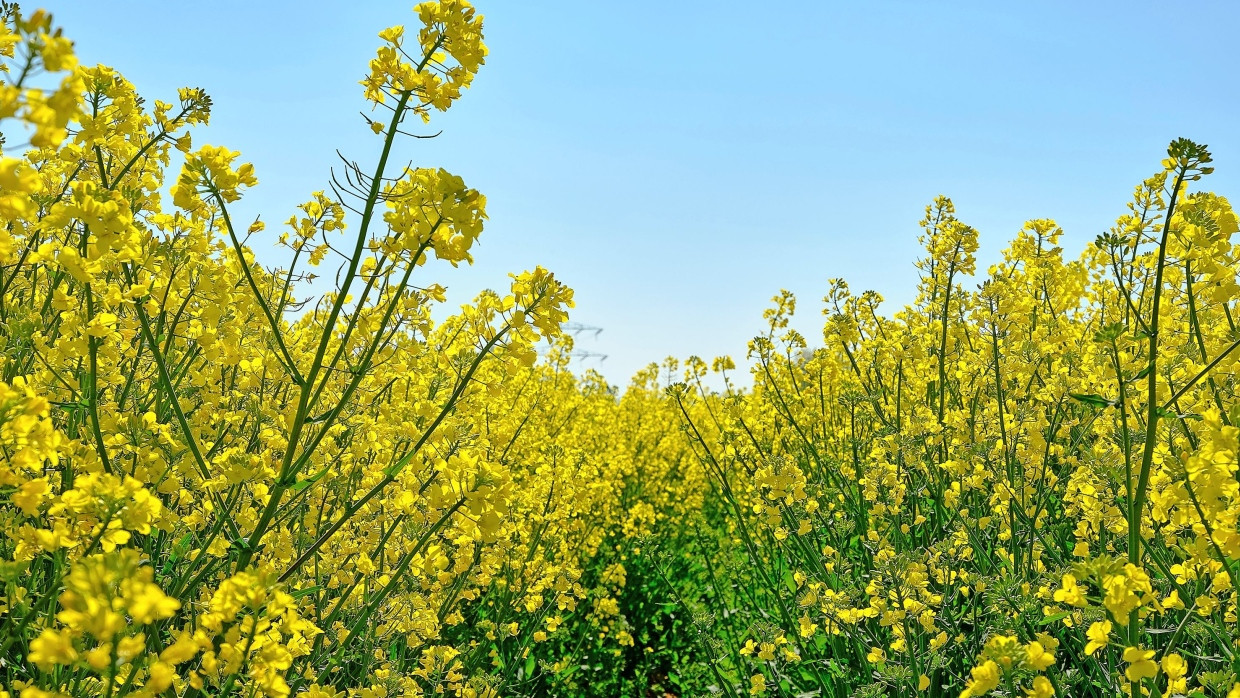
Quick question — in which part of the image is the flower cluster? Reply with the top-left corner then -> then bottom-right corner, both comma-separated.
662,137 -> 1240,696
0,5 -> 647,698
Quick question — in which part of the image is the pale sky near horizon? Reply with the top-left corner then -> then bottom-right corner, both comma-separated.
52,1 -> 1240,387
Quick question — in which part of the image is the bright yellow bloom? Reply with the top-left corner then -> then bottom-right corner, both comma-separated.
1026,676 -> 1054,698
1122,646 -> 1158,682
960,660 -> 1001,698
1084,620 -> 1111,655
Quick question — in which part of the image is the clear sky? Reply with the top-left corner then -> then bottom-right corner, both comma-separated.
53,1 -> 1240,387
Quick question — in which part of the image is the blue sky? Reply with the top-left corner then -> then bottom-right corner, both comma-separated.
54,1 -> 1240,387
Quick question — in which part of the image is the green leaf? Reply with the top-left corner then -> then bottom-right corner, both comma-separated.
1153,406 -> 1200,421
291,467 -> 330,493
305,410 -> 332,424
290,585 -> 321,599
1037,612 -> 1069,625
1069,393 -> 1115,409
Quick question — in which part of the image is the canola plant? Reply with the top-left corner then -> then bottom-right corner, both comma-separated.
2,3 -> 1239,697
